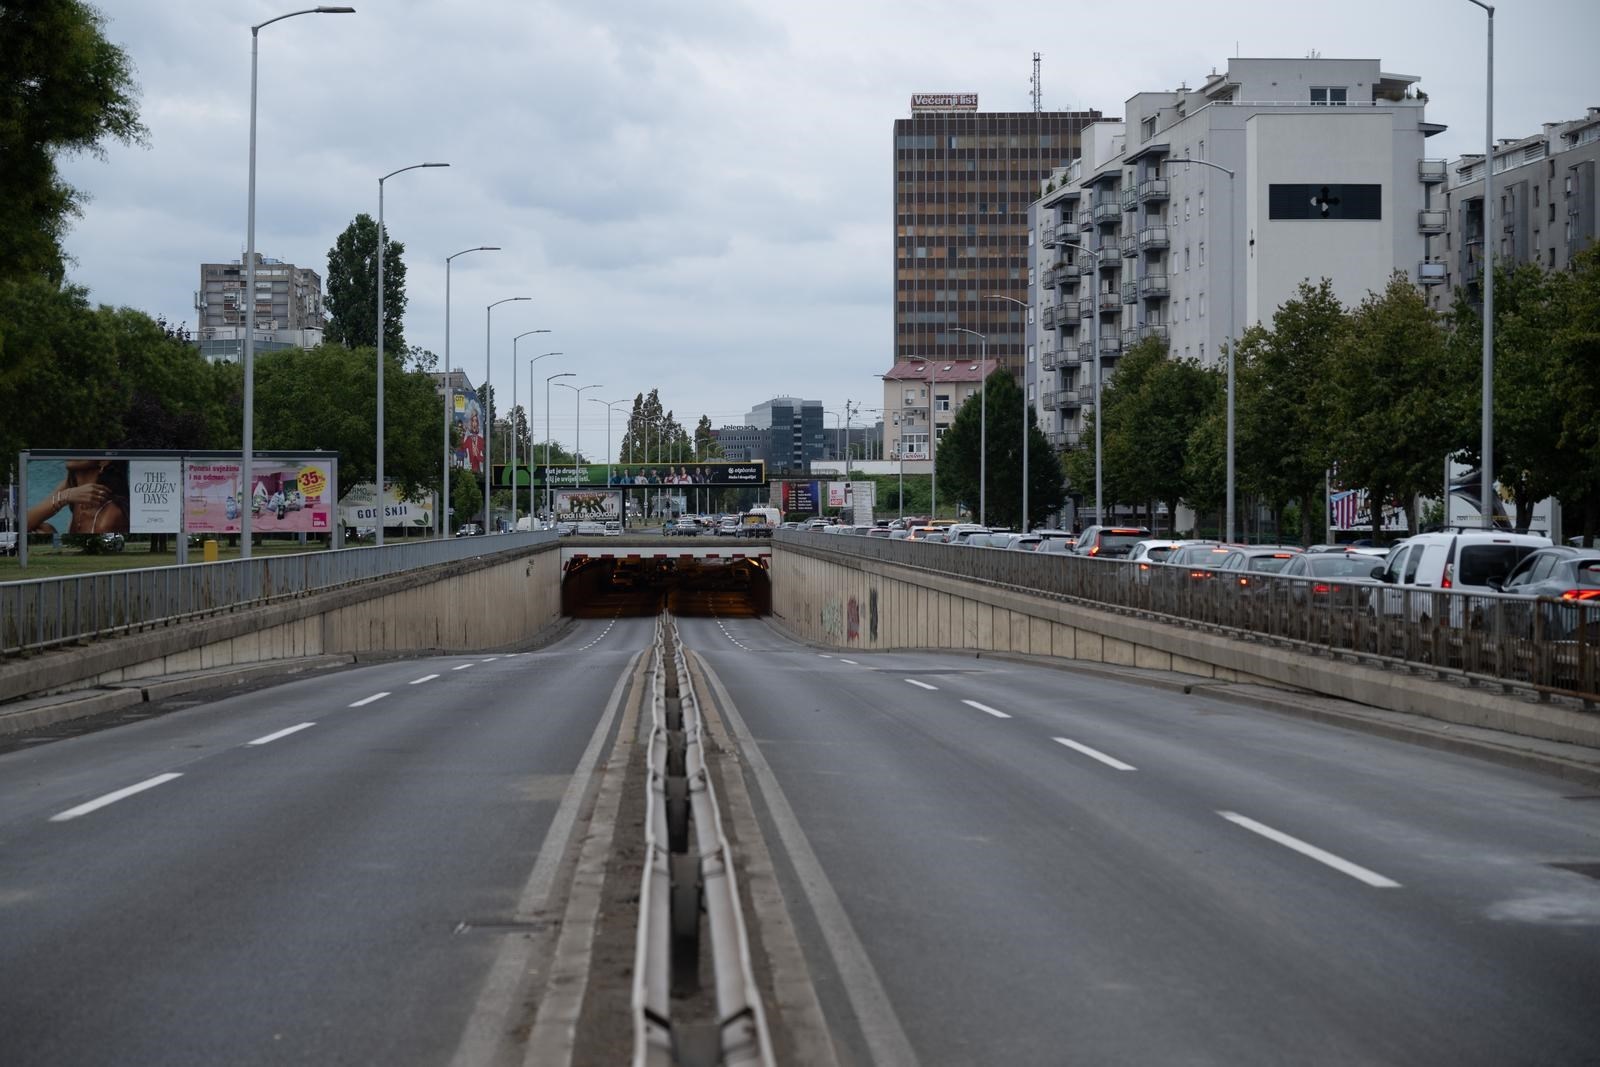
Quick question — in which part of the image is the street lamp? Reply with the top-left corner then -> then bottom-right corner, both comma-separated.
1056,240 -> 1104,526
545,371 -> 575,518
375,161 -> 448,547
1164,156 -> 1238,540
441,245 -> 498,537
950,326 -> 988,525
988,294 -> 1032,533
590,397 -> 632,507
557,383 -> 603,517
484,296 -> 530,532
242,5 -> 354,558
1467,0 -> 1496,528
510,330 -> 552,528
526,351 -> 562,525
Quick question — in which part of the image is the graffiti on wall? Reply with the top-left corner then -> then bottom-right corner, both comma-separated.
846,597 -> 860,641
821,599 -> 843,640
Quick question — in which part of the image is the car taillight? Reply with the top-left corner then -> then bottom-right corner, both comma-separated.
1139,563 -> 1150,571
1237,576 -> 1249,586
1560,589 -> 1600,601
1089,545 -> 1100,556
1313,583 -> 1332,595
1441,563 -> 1453,590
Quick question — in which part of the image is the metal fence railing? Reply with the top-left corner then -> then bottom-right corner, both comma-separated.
775,531 -> 1600,705
0,532 -> 559,658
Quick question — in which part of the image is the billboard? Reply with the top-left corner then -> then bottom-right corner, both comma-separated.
185,458 -> 334,534
556,489 -> 623,522
453,388 -> 486,474
338,484 -> 435,529
911,92 -> 978,111
780,481 -> 820,514
23,455 -> 187,535
522,461 -> 767,488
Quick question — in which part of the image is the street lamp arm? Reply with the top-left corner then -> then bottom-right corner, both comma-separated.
448,245 -> 499,262
253,6 -> 353,33
1165,157 -> 1235,179
381,162 -> 449,182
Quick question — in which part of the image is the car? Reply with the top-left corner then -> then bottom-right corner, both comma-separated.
1278,550 -> 1388,596
865,526 -> 893,538
1218,546 -> 1304,588
1165,542 -> 1240,580
574,521 -> 607,537
0,531 -> 16,557
1371,529 -> 1549,624
604,521 -> 622,536
718,519 -> 740,536
1488,545 -> 1600,639
1072,525 -> 1152,558
455,523 -> 483,537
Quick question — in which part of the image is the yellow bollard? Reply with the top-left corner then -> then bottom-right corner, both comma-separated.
203,539 -> 219,563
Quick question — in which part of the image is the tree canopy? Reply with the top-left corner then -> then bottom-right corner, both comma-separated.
935,369 -> 1064,528
325,214 -> 407,352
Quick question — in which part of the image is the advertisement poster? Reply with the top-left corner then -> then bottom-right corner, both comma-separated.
780,481 -> 819,514
185,459 -> 333,534
24,457 -> 133,535
555,489 -> 623,522
453,389 -> 486,474
128,459 -> 182,533
827,481 -> 848,508
527,461 -> 766,488
338,484 -> 435,529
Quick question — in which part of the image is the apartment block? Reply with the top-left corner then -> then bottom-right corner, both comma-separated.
1437,107 -> 1600,311
193,252 -> 325,362
1028,57 -> 1445,453
881,357 -> 999,460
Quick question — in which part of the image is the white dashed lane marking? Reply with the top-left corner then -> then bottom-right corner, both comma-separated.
904,679 -> 938,691
576,616 -> 620,652
50,773 -> 184,823
348,692 -> 390,708
962,699 -> 1011,719
452,663 -> 475,671
247,722 -> 316,746
1220,811 -> 1401,888
1052,736 -> 1136,771
410,674 -> 439,685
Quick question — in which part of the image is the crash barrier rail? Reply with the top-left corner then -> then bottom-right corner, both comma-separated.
0,531 -> 560,658
776,531 -> 1600,705
634,616 -> 774,1067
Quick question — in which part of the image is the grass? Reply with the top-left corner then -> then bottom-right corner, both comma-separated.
1,539 -> 336,582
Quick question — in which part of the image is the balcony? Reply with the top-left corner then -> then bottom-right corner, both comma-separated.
1058,390 -> 1083,410
1418,261 -> 1447,286
1100,336 -> 1122,358
1059,347 -> 1083,368
1080,212 -> 1095,231
1042,390 -> 1057,409
1139,274 -> 1171,299
1121,327 -> 1140,349
1041,304 -> 1059,329
1139,323 -> 1170,342
1419,159 -> 1448,183
1079,341 -> 1095,362
1120,186 -> 1139,212
1057,299 -> 1081,322
1041,348 -> 1061,371
1139,226 -> 1170,251
1041,225 -> 1058,249
1121,281 -> 1138,304
1138,178 -> 1171,202
1098,290 -> 1121,312
1042,265 -> 1059,290
1120,234 -> 1139,258
1056,220 -> 1077,244
1418,210 -> 1447,234
1097,250 -> 1120,271
1062,430 -> 1083,448
1077,255 -> 1097,276
1093,201 -> 1122,224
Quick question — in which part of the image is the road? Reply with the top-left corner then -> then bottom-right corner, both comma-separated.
0,615 -> 654,1067
678,613 -> 1600,1066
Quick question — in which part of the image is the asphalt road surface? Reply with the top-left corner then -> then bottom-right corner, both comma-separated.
0,615 -> 654,1067
678,613 -> 1600,1066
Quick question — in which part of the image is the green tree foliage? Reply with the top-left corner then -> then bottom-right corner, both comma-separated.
451,470 -> 481,529
618,389 -> 689,463
1549,246 -> 1600,539
324,214 -> 407,352
1333,274 -> 1463,539
0,0 -> 147,283
694,414 -> 723,459
935,370 -> 1064,528
251,344 -> 440,497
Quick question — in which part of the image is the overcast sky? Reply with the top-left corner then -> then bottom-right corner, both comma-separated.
59,0 -> 1597,458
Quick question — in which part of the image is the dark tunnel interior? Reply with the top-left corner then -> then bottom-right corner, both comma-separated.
561,555 -> 772,618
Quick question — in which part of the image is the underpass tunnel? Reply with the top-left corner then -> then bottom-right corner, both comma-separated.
562,555 -> 771,618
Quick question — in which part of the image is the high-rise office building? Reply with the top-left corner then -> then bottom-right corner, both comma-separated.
193,252 -> 325,362
893,96 -> 1102,381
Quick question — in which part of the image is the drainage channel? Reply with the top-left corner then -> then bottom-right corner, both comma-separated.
634,614 -> 775,1067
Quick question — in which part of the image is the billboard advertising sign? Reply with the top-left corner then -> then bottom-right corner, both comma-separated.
911,92 -> 978,111
24,456 -> 136,535
128,460 -> 182,533
453,388 -> 485,474
523,461 -> 767,488
780,481 -> 819,514
185,458 -> 334,534
338,484 -> 435,529
556,489 -> 623,522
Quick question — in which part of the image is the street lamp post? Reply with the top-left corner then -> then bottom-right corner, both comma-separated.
1163,157 -> 1238,540
376,161 -> 448,547
1468,0 -> 1496,528
988,294 -> 1032,533
951,327 -> 988,525
484,297 -> 530,533
243,5 -> 354,559
590,398 -> 631,491
441,245 -> 498,537
1057,241 -> 1103,525
557,383 -> 603,516
526,352 -> 562,525
545,371 -> 575,518
510,330 -> 552,529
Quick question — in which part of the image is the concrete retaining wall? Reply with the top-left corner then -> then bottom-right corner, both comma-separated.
771,540 -> 1600,749
0,545 -> 563,703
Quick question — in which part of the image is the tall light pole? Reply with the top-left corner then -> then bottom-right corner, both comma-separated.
1058,240 -> 1103,525
590,397 -> 631,487
375,161 -> 448,546
557,383 -> 603,516
988,294 -> 1032,532
1163,157 -> 1238,540
484,296 -> 530,532
545,371 -> 575,518
510,330 -> 552,528
527,351 -> 562,525
902,355 -> 938,519
441,245 -> 498,537
1468,0 -> 1496,528
243,5 -> 354,558
951,327 -> 989,525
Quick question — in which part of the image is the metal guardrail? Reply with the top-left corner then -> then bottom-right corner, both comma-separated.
0,531 -> 559,658
634,616 -> 774,1067
775,532 -> 1600,705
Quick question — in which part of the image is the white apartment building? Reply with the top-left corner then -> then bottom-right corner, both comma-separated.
1028,57 -> 1447,449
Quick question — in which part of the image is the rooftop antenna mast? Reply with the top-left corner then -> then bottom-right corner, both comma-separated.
1030,52 -> 1042,112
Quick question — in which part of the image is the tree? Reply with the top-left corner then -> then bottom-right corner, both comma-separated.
0,0 -> 147,284
935,370 -> 1064,528
325,214 -> 407,351
0,278 -> 125,463
451,470 -> 481,530
1549,245 -> 1600,541
1333,274 -> 1464,539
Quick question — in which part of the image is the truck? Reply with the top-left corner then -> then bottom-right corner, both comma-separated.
737,507 -> 781,538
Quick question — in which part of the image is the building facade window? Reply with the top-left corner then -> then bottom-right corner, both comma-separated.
1199,241 -> 1206,266
1310,86 -> 1348,105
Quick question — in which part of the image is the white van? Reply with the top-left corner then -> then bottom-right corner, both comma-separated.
1371,529 -> 1549,622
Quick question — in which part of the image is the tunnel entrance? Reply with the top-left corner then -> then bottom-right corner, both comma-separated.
562,554 -> 771,618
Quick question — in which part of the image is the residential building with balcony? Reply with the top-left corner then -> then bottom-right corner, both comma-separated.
1029,56 -> 1446,453
1437,107 -> 1600,312
194,253 -> 326,362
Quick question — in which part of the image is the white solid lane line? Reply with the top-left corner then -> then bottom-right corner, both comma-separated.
1052,736 -> 1137,771
839,659 -> 859,665
410,674 -> 440,685
905,678 -> 938,691
247,722 -> 316,746
1219,811 -> 1401,888
818,654 -> 833,659
348,692 -> 390,707
962,699 -> 1011,719
452,663 -> 475,671
50,773 -> 183,823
